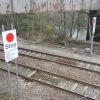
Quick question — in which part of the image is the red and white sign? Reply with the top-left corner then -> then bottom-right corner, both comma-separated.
92,17 -> 97,34
2,29 -> 18,62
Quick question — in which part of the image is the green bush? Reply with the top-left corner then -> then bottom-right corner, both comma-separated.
44,24 -> 53,33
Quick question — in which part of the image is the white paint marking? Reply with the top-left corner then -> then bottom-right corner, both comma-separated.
86,64 -> 90,69
80,62 -> 83,67
24,82 -> 31,87
53,76 -> 58,79
82,86 -> 88,92
27,70 -> 37,77
71,83 -> 78,91
94,66 -> 98,71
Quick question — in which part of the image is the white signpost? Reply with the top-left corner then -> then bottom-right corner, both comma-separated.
91,17 -> 97,54
93,17 -> 97,34
2,29 -> 18,62
2,27 -> 19,100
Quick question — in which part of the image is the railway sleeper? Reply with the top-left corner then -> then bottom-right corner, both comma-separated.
0,62 -> 99,100
18,49 -> 100,73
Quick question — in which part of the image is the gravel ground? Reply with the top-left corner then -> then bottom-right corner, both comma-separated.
16,55 -> 100,87
0,37 -> 100,100
0,70 -> 85,100
18,39 -> 100,65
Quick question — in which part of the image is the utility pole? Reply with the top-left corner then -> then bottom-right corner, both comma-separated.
63,11 -> 66,35
59,0 -> 66,35
70,0 -> 74,38
11,0 -> 14,13
97,0 -> 100,10
11,0 -> 15,28
46,0 -> 49,22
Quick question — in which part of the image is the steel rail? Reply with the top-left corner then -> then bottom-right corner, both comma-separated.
18,47 -> 100,66
0,63 -> 95,100
0,58 -> 100,89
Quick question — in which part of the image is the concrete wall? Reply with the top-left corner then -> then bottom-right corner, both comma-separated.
0,0 -> 12,14
0,0 -> 100,14
13,0 -> 31,13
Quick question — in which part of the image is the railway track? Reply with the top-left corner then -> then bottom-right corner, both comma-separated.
17,48 -> 100,87
0,46 -> 100,74
0,47 -> 100,99
0,48 -> 100,87
18,47 -> 100,73
0,59 -> 97,100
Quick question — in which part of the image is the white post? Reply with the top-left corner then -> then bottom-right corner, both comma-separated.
91,31 -> 94,54
2,25 -> 13,100
91,17 -> 97,54
11,23 -> 20,99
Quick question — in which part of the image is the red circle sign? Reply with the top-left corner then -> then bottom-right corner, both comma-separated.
6,33 -> 14,42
